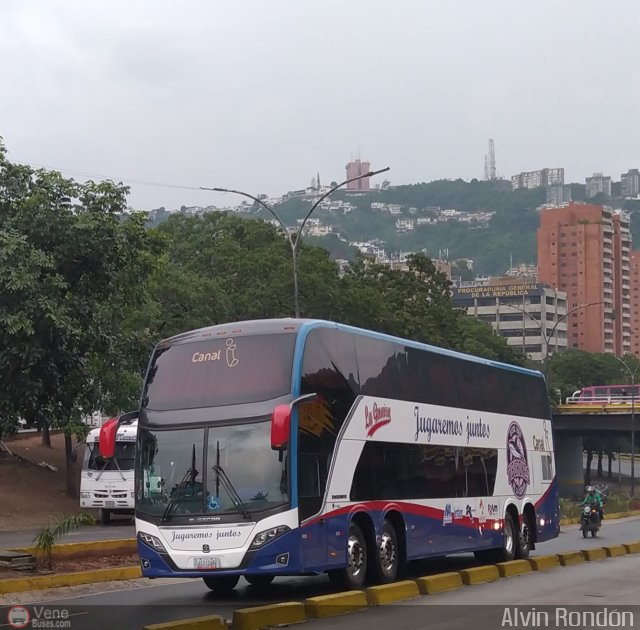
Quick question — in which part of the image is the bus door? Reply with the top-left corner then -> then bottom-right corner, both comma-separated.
298,449 -> 328,571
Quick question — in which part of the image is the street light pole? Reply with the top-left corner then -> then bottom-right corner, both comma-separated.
201,166 -> 390,318
502,301 -> 604,382
612,355 -> 639,497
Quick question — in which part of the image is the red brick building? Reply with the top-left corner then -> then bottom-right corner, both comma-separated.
537,203 -> 632,356
345,159 -> 371,191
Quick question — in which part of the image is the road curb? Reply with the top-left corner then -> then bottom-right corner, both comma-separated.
604,544 -> 627,557
0,565 -> 141,595
557,551 -> 584,566
9,538 -> 138,560
415,571 -> 462,594
231,602 -> 305,630
459,565 -> 500,585
528,554 -> 560,571
366,580 -> 420,605
581,548 -> 607,561
496,559 -> 532,577
143,614 -> 228,630
305,591 -> 368,618
623,541 -> 640,553
560,508 -> 640,525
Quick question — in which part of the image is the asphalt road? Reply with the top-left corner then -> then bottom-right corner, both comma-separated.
583,453 -> 637,479
2,516 -> 639,630
305,554 -> 640,630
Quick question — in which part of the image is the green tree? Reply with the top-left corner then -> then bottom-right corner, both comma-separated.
0,141 -> 159,495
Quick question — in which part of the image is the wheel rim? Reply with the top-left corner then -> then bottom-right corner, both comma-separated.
504,519 -> 514,555
521,522 -> 530,552
379,531 -> 397,573
347,534 -> 365,578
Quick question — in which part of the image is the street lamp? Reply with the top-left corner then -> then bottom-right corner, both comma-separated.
201,167 -> 390,318
501,301 -> 605,380
611,355 -> 639,497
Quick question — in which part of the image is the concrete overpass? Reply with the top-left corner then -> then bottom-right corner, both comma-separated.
553,402 -> 638,497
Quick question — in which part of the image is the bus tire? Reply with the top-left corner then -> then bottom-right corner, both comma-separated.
373,519 -> 399,584
202,575 -> 240,592
244,575 -> 275,586
328,522 -> 367,590
100,509 -> 111,525
516,513 -> 532,559
500,512 -> 517,562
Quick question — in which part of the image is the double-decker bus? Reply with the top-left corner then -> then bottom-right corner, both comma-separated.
99,319 -> 559,592
567,384 -> 640,404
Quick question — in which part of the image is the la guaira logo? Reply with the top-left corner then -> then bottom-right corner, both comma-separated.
365,402 -> 392,437
506,421 -> 530,499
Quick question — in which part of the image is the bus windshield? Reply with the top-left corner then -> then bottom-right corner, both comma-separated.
84,441 -> 135,471
136,421 -> 289,518
142,333 -> 296,411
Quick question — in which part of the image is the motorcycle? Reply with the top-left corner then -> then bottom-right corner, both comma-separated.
580,501 -> 601,538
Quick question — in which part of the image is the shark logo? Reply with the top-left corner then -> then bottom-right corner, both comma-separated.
506,421 -> 530,499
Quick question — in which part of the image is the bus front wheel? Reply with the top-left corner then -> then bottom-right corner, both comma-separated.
100,509 -> 111,525
328,522 -> 367,590
202,575 -> 240,592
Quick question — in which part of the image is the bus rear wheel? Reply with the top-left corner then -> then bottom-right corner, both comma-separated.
374,519 -> 399,583
328,522 -> 367,590
245,575 -> 275,586
516,513 -> 532,559
202,575 -> 240,592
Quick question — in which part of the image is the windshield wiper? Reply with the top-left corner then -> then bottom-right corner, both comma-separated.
161,445 -> 199,523
212,440 -> 252,520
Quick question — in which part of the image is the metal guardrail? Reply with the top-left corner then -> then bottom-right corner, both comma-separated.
565,395 -> 638,405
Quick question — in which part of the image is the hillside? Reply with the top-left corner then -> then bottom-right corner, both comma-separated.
145,179 -> 640,277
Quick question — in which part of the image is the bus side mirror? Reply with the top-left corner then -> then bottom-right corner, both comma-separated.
99,417 -> 119,459
271,405 -> 291,451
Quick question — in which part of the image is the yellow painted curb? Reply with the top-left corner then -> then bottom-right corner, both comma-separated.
604,544 -> 627,557
557,551 -> 584,567
305,590 -> 368,618
232,602 -> 305,630
11,538 -> 138,560
623,541 -> 640,554
559,509 -> 640,526
0,565 -> 141,595
415,571 -> 463,594
581,548 -> 607,561
143,614 -> 228,630
366,580 -> 420,605
528,554 -> 560,571
496,560 -> 532,577
459,565 -> 500,585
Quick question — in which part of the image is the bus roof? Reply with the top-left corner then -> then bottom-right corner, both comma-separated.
158,318 -> 542,380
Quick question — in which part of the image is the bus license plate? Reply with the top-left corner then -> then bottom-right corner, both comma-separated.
194,557 -> 220,570
105,501 -> 115,507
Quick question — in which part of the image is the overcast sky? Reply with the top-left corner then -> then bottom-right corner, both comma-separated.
2,0 -> 639,210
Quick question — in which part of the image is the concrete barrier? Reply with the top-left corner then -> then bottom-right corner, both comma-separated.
496,560 -> 532,577
459,565 -> 500,585
581,548 -> 607,561
0,566 -> 142,595
528,554 -> 560,571
305,591 -> 368,618
143,615 -> 228,630
557,551 -> 584,567
623,541 -> 640,554
366,580 -> 420,605
232,602 -> 305,630
415,571 -> 463,594
603,544 -> 627,558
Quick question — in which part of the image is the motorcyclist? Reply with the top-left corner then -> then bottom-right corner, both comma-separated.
579,485 -> 604,521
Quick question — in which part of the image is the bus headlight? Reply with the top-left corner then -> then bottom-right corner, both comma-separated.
80,492 -> 90,499
138,531 -> 167,553
249,526 -> 290,550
